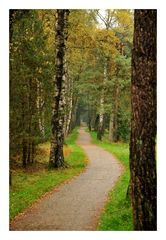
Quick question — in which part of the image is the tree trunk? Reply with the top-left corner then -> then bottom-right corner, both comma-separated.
130,10 -> 157,230
49,10 -> 69,168
70,99 -> 77,131
88,110 -> 92,132
113,85 -> 119,142
31,140 -> 35,163
27,141 -> 31,164
27,78 -> 32,164
22,138 -> 27,168
97,57 -> 108,140
108,113 -> 114,142
65,95 -> 73,136
64,72 -> 73,137
97,95 -> 104,140
21,95 -> 27,167
94,114 -> 99,131
9,171 -> 12,186
37,80 -> 45,139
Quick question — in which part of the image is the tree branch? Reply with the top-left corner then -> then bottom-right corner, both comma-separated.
96,10 -> 107,27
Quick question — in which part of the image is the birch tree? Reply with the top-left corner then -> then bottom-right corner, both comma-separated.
49,10 -> 70,168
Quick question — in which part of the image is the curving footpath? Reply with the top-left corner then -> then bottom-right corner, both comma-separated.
10,127 -> 123,231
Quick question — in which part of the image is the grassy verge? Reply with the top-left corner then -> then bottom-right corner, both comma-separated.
89,131 -> 133,230
10,128 -> 86,221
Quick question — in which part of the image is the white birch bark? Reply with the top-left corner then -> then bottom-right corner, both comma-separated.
49,10 -> 69,168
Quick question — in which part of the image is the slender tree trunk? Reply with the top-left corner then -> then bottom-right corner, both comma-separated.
63,68 -> 68,136
21,93 -> 27,167
10,10 -> 16,181
31,140 -> 35,163
22,139 -> 27,168
65,96 -> 73,135
75,103 -> 81,126
90,108 -> 96,131
37,80 -> 45,139
113,85 -> 119,142
27,141 -> 31,164
49,10 -> 69,168
88,108 -> 92,132
64,73 -> 73,137
108,113 -> 114,142
70,100 -> 77,131
97,94 -> 104,140
97,57 -> 108,140
27,78 -> 32,164
9,171 -> 12,186
64,95 -> 73,137
130,10 -> 157,230
94,114 -> 99,131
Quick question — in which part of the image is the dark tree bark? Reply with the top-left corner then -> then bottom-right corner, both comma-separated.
97,119 -> 104,140
130,10 -> 157,230
9,171 -> 12,186
22,139 -> 27,168
94,114 -> 99,131
49,10 -> 69,168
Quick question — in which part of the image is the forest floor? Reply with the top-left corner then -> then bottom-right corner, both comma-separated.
10,127 -> 123,230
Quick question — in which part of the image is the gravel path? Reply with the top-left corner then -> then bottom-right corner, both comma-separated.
10,128 -> 123,231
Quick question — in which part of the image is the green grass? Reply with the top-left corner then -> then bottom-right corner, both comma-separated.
10,128 -> 87,221
89,131 -> 133,230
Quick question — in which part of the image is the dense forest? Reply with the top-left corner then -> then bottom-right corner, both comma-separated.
10,9 -> 132,167
10,9 -> 156,231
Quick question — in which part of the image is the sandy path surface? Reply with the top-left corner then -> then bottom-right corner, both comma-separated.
10,128 -> 123,231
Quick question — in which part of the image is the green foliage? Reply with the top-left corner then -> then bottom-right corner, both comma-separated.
89,131 -> 133,230
10,9 -> 133,164
117,110 -> 131,142
67,10 -> 133,139
10,128 -> 87,220
10,10 -> 55,166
